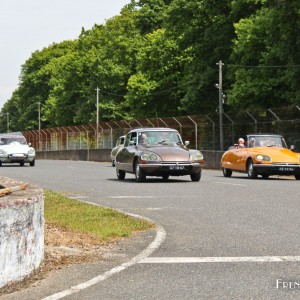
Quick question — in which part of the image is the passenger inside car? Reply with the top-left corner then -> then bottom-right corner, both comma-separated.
139,133 -> 147,145
248,138 -> 256,148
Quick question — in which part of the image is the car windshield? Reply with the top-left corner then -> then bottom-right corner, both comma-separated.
0,136 -> 27,145
138,131 -> 182,146
247,136 -> 287,148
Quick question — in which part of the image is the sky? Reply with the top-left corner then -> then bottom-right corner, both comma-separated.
0,0 -> 130,110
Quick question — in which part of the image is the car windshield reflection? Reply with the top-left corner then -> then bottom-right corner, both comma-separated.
247,136 -> 287,148
138,131 -> 182,146
0,137 -> 27,145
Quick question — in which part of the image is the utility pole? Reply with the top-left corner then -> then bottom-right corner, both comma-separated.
216,60 -> 224,151
95,87 -> 100,148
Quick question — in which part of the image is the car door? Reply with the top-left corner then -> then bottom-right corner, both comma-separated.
117,132 -> 137,172
234,147 -> 248,171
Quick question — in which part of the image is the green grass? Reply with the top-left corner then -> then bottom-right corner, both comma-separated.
44,190 -> 154,242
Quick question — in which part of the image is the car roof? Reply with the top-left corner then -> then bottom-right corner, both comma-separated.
128,128 -> 179,133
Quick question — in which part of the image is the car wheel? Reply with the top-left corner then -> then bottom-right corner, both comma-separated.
247,160 -> 258,179
222,168 -> 232,177
162,174 -> 169,181
20,161 -> 25,166
190,170 -> 201,182
135,162 -> 146,182
30,160 -> 35,166
112,160 -> 115,167
295,174 -> 300,180
116,168 -> 126,180
261,174 -> 269,179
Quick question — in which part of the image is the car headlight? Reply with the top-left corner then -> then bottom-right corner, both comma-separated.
28,148 -> 35,155
190,151 -> 204,162
141,152 -> 161,163
256,154 -> 271,161
0,149 -> 7,155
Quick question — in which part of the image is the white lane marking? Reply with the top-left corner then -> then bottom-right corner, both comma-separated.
42,212 -> 166,300
140,256 -> 300,264
110,196 -> 155,199
213,182 -> 247,186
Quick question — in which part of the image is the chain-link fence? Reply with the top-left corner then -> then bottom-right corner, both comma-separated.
22,105 -> 300,152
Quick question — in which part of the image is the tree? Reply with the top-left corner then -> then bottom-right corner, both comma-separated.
229,0 -> 300,109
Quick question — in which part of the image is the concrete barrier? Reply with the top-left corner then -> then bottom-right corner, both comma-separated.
36,149 -> 224,169
0,177 -> 44,289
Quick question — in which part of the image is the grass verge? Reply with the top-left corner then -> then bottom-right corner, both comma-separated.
44,190 -> 154,242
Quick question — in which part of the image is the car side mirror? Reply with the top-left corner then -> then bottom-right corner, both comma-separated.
129,141 -> 136,146
28,142 -> 32,147
290,145 -> 295,151
184,141 -> 190,146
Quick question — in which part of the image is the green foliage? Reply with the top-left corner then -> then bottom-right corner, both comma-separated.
44,190 -> 153,241
229,0 -> 300,109
0,0 -> 299,132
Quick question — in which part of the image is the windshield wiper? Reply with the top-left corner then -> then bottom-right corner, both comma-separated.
157,140 -> 167,144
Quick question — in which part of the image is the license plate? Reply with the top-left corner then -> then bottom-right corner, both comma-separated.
279,167 -> 294,172
12,154 -> 24,157
170,165 -> 184,170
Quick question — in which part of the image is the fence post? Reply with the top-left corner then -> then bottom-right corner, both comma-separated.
106,123 -> 113,149
147,119 -> 155,127
159,118 -> 168,128
205,115 -> 215,151
173,117 -> 182,136
246,111 -> 258,133
187,116 -> 198,149
224,113 -> 235,145
268,109 -> 280,133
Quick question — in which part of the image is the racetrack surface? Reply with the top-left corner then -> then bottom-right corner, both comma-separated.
1,160 -> 300,300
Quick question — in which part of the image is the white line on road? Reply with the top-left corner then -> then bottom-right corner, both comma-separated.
140,256 -> 300,263
213,182 -> 247,186
42,212 -> 166,300
110,196 -> 156,199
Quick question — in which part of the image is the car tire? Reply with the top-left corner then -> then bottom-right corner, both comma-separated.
295,174 -> 300,180
162,174 -> 169,181
223,168 -> 232,177
247,160 -> 258,179
112,160 -> 115,167
261,174 -> 269,179
20,161 -> 25,166
30,160 -> 35,166
116,168 -> 126,180
190,170 -> 201,182
135,162 -> 146,182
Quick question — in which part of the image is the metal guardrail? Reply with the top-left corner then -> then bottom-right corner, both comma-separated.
22,106 -> 300,152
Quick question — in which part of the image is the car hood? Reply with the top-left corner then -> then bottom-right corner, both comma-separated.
0,143 -> 30,154
250,147 -> 300,163
138,145 -> 190,161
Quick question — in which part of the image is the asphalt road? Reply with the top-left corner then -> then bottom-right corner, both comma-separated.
1,160 -> 300,300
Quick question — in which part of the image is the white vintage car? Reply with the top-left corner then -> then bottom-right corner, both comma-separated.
0,132 -> 35,166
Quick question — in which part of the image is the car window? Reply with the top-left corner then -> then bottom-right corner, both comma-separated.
124,134 -> 131,147
137,131 -> 181,145
0,137 -> 27,145
125,132 -> 137,146
116,136 -> 125,147
248,136 -> 286,148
